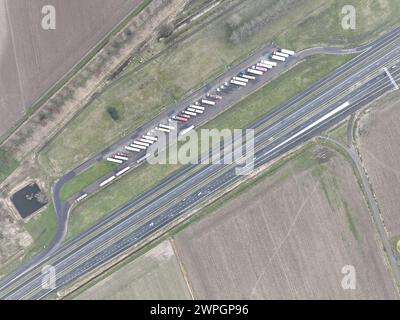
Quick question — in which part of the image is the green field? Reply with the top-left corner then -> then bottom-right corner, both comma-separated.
66,54 -> 351,240
0,148 -> 18,183
60,160 -> 118,202
66,162 -> 181,240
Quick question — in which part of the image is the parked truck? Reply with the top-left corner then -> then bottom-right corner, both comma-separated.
190,104 -> 205,110
184,110 -> 197,116
174,115 -> 188,122
230,79 -> 247,87
201,99 -> 216,106
233,76 -> 249,82
260,59 -> 277,66
133,140 -> 150,147
280,48 -> 295,55
247,68 -> 263,75
257,62 -> 272,69
242,74 -> 255,80
143,135 -> 158,141
106,157 -> 123,164
125,146 -> 141,152
187,107 -> 203,114
180,125 -> 195,136
155,127 -> 170,133
271,55 -> 285,62
113,155 -> 129,161
255,66 -> 268,72
131,143 -> 147,150
159,124 -> 175,130
275,51 -> 289,58
99,175 -> 116,187
116,166 -> 131,177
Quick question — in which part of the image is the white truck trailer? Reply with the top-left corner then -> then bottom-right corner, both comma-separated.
133,140 -> 150,147
139,138 -> 154,144
143,135 -> 157,141
187,107 -> 203,114
257,62 -> 272,69
125,146 -> 141,152
190,105 -> 205,110
275,51 -> 289,58
280,48 -> 295,55
159,124 -> 175,130
116,166 -> 131,177
106,157 -> 123,164
184,110 -> 197,116
241,74 -> 255,80
113,155 -> 129,161
260,59 -> 277,66
271,55 -> 285,62
230,79 -> 247,87
247,68 -> 263,76
131,143 -> 147,150
137,153 -> 151,164
233,76 -> 249,83
180,125 -> 195,136
155,127 -> 171,133
76,194 -> 88,202
201,99 -> 216,106
99,175 -> 116,187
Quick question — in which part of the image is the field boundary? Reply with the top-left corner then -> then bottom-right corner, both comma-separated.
0,0 -> 152,145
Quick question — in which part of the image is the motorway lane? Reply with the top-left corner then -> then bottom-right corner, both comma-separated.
6,61 -> 400,299
2,27 -> 400,297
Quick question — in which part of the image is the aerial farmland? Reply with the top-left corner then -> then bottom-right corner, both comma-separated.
174,143 -> 399,299
0,0 -> 400,303
357,92 -> 400,243
0,0 -> 142,137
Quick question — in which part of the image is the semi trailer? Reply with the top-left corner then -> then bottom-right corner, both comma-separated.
113,155 -> 129,161
180,125 -> 195,136
106,157 -> 123,164
280,48 -> 295,55
230,79 -> 247,86
116,166 -> 131,177
201,99 -> 216,106
131,143 -> 147,150
271,55 -> 285,62
260,59 -> 277,66
99,175 -> 116,187
125,146 -> 141,152
247,68 -> 263,75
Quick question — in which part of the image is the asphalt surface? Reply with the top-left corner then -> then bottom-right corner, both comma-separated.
1,26 -> 400,299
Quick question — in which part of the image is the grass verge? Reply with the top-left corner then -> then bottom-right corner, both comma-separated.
60,160 -> 118,202
0,148 -> 19,183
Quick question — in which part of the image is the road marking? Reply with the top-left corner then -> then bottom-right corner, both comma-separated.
383,67 -> 399,89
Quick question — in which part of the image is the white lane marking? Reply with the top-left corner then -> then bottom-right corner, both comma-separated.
383,67 -> 399,89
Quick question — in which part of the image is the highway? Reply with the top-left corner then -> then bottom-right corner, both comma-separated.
1,26 -> 400,299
